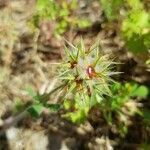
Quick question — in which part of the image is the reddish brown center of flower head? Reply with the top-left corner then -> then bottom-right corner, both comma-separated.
68,60 -> 77,68
86,66 -> 96,78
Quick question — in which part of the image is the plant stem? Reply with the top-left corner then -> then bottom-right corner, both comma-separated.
0,82 -> 67,135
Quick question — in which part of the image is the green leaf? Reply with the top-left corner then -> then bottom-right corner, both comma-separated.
14,98 -> 26,113
63,100 -> 72,110
131,85 -> 149,98
126,34 -> 148,53
77,19 -> 91,28
127,0 -> 143,10
28,104 -> 44,118
122,9 -> 150,53
142,109 -> 150,121
34,93 -> 50,102
45,104 -> 61,111
59,9 -> 69,17
118,122 -> 128,137
65,109 -> 88,124
100,0 -> 123,21
25,86 -> 37,98
36,0 -> 50,11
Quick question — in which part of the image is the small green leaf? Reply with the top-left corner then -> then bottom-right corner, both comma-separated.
126,34 -> 148,53
36,0 -> 50,11
25,86 -> 37,98
46,104 -> 61,111
142,109 -> 150,121
14,98 -> 26,113
28,104 -> 44,118
59,9 -> 69,17
100,0 -> 123,21
77,19 -> 91,28
65,109 -> 87,124
34,93 -> 50,102
63,100 -> 72,110
131,85 -> 149,98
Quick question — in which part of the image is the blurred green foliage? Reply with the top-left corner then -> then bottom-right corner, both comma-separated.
100,0 -> 150,53
101,82 -> 149,121
99,82 -> 149,136
8,0 -> 149,139
13,39 -> 149,137
63,82 -> 149,126
100,0 -> 124,21
13,40 -> 149,138
27,90 -> 61,117
122,0 -> 150,53
14,86 -> 61,118
29,0 -> 91,37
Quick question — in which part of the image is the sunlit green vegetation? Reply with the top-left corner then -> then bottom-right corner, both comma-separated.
0,0 -> 149,149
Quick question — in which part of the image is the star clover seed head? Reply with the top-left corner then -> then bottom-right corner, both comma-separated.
59,39 -> 120,103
